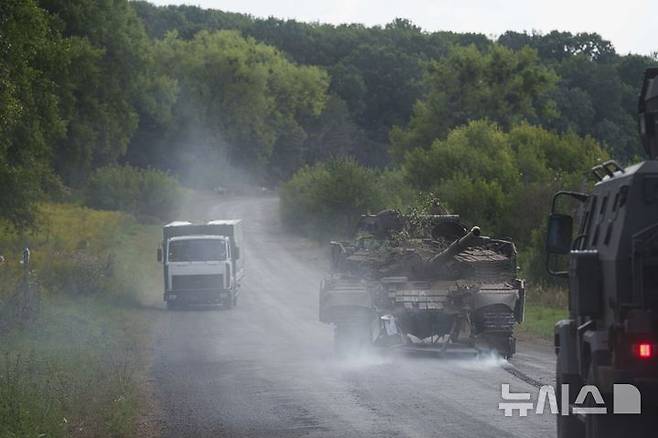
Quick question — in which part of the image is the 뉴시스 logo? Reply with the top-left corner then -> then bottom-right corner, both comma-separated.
499,383 -> 641,416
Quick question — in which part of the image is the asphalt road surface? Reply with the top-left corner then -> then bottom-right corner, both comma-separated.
151,196 -> 557,438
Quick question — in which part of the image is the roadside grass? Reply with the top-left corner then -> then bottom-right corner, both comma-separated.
516,285 -> 568,340
0,203 -> 161,437
517,304 -> 568,340
0,298 -> 146,437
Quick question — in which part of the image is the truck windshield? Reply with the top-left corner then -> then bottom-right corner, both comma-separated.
168,239 -> 226,262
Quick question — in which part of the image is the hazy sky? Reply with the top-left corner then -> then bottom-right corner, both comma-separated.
148,0 -> 656,55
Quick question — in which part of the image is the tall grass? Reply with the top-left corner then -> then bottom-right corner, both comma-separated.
0,298 -> 146,437
0,203 -> 160,437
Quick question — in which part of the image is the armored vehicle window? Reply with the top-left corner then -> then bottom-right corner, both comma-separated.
583,196 -> 597,248
612,192 -> 620,212
591,225 -> 600,246
619,186 -> 629,208
604,223 -> 613,245
591,195 -> 610,247
579,210 -> 590,235
599,195 -> 608,215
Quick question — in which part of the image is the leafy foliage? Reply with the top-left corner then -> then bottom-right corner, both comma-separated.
499,31 -> 656,162
85,165 -> 181,221
1,0 -> 655,264
403,121 -> 607,242
0,0 -> 65,228
280,157 -> 388,238
129,29 -> 329,181
390,45 -> 558,158
39,0 -> 173,183
402,121 -> 608,282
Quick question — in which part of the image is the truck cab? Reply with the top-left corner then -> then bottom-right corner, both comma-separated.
159,220 -> 244,309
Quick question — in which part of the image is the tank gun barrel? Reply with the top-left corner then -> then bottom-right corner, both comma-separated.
429,226 -> 481,265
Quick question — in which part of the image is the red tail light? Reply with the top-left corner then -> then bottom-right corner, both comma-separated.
633,342 -> 654,359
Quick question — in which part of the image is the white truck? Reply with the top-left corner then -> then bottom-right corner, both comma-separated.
158,220 -> 244,309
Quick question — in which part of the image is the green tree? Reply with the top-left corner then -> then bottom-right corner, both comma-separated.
499,31 -> 616,63
390,45 -> 558,159
144,30 -> 328,179
280,157 -> 386,238
553,55 -> 638,161
0,0 -> 66,227
39,0 -> 175,184
402,120 -> 607,243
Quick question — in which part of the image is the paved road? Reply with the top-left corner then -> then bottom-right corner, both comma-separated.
151,196 -> 557,437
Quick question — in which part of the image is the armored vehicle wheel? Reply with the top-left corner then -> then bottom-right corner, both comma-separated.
584,413 -> 651,438
555,366 -> 584,438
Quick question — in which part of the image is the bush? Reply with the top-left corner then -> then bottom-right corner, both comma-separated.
0,204 -> 123,300
377,169 -> 417,211
85,165 -> 180,221
280,157 -> 388,238
403,121 -> 606,241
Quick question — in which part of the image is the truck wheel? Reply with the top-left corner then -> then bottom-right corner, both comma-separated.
232,293 -> 238,307
166,301 -> 177,311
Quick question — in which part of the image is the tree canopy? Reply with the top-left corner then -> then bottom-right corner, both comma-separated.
1,0 -> 655,229
390,45 -> 558,158
402,120 -> 607,242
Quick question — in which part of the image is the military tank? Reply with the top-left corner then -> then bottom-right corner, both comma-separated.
319,210 -> 525,358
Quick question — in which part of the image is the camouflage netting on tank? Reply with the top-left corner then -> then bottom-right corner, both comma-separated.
338,210 -> 516,282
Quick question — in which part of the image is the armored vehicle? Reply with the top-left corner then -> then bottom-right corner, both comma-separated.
546,68 -> 658,437
319,210 -> 525,358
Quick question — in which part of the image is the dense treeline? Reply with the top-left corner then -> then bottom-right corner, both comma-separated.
1,0 -> 656,240
132,2 -> 655,163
